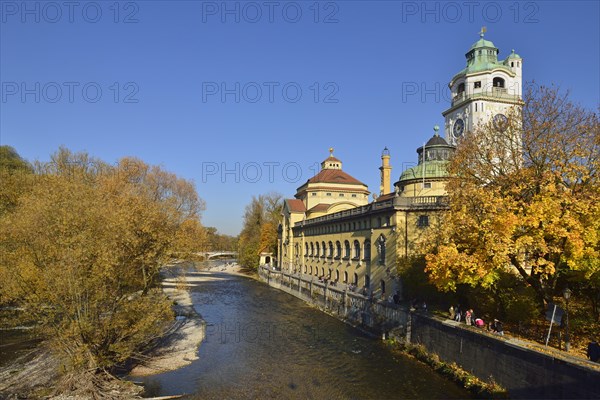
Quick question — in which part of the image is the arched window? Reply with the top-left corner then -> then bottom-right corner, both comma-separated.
377,235 -> 386,265
457,82 -> 465,93
493,77 -> 505,88
304,266 -> 307,274
364,239 -> 371,261
335,241 -> 341,258
310,266 -> 313,274
381,280 -> 386,295
321,267 -> 325,276
328,241 -> 334,258
365,274 -> 370,288
344,271 -> 348,283
354,273 -> 359,285
353,240 -> 361,260
305,242 -> 309,256
310,243 -> 314,256
322,241 -> 326,257
335,270 -> 339,281
344,240 -> 351,258
315,242 -> 320,257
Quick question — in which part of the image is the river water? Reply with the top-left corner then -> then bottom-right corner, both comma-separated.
137,261 -> 471,399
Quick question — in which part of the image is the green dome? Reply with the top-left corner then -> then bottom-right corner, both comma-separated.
507,49 -> 521,59
469,38 -> 497,51
398,160 -> 449,183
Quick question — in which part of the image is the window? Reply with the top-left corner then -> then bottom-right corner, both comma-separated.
381,280 -> 386,295
493,77 -> 505,88
328,241 -> 334,258
418,215 -> 430,228
335,241 -> 341,258
353,240 -> 361,259
364,239 -> 371,261
344,240 -> 351,258
335,270 -> 340,281
474,81 -> 481,88
423,182 -> 432,189
344,271 -> 348,283
354,273 -> 359,285
310,243 -> 314,256
365,274 -> 370,288
316,242 -> 320,257
311,192 -> 317,196
475,103 -> 477,112
457,82 -> 465,93
377,235 -> 386,265
511,62 -> 514,67
339,193 -> 344,197
326,193 -> 332,196
351,194 -> 357,198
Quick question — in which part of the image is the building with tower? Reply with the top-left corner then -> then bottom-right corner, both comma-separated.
443,29 -> 523,145
277,32 -> 522,299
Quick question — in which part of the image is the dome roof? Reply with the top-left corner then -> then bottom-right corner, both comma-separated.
506,49 -> 521,59
469,38 -> 497,51
397,160 -> 450,183
425,135 -> 449,147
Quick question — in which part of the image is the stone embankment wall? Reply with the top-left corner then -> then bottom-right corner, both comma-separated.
410,313 -> 600,399
258,266 -> 600,399
258,267 -> 407,334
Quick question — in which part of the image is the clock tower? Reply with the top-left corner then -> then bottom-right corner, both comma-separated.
442,29 -> 523,144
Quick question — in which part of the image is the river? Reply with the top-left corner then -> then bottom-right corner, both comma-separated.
137,261 -> 471,399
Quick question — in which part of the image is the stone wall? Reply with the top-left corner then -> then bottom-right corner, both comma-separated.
259,266 -> 600,399
410,313 -> 600,399
258,266 -> 408,334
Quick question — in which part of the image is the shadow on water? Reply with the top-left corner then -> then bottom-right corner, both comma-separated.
137,263 -> 472,399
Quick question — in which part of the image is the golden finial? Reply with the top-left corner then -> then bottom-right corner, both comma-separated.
479,26 -> 487,38
329,147 -> 334,156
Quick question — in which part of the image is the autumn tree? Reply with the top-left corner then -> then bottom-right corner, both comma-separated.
0,145 -> 33,217
0,148 -> 206,383
205,227 -> 238,252
238,193 -> 282,268
422,86 -> 599,312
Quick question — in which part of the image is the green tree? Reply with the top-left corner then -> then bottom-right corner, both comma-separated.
238,193 -> 282,268
0,145 -> 33,217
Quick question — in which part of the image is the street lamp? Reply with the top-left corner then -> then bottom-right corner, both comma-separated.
563,287 -> 572,352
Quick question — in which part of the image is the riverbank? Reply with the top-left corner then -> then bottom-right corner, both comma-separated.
131,260 -> 254,376
130,266 -> 206,377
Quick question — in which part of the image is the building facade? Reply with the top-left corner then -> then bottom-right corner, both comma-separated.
278,33 -> 523,299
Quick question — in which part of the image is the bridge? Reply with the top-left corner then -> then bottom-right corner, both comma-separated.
197,251 -> 238,260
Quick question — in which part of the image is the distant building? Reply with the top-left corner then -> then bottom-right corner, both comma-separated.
278,32 -> 523,299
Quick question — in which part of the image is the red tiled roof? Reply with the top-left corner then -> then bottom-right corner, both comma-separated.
285,199 -> 306,213
306,169 -> 365,185
375,192 -> 396,202
307,203 -> 330,213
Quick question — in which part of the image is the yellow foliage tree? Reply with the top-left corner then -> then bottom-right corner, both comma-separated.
0,148 -> 206,372
422,87 -> 600,309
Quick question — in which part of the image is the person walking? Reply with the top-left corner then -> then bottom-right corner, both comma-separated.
449,305 -> 455,320
587,339 -> 600,362
454,305 -> 461,322
465,309 -> 472,325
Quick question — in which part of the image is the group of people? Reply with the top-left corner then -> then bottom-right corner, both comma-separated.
449,305 -> 503,334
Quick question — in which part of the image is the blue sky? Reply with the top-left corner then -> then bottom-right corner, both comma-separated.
1,0 -> 599,236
